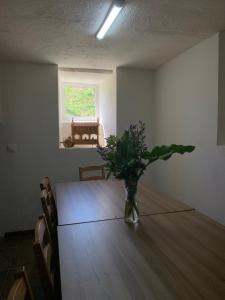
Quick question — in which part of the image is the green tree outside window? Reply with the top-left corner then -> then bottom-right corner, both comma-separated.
64,85 -> 96,118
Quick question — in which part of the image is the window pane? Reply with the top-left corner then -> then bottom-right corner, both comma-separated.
64,86 -> 96,118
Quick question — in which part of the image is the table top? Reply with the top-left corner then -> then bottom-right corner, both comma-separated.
58,211 -> 225,300
55,179 -> 192,225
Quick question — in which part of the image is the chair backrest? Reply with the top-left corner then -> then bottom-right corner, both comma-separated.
40,176 -> 53,193
40,189 -> 57,239
7,267 -> 34,300
79,165 -> 105,181
40,176 -> 55,205
33,215 -> 55,300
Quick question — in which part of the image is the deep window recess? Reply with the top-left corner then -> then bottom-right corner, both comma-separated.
59,82 -> 101,148
58,69 -> 116,149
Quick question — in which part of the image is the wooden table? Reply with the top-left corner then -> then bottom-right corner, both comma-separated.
55,179 -> 192,225
58,211 -> 225,300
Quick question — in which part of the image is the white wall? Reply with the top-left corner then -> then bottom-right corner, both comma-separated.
117,67 -> 154,183
0,63 -> 7,236
152,34 -> 225,225
217,31 -> 225,145
0,63 -> 102,236
99,72 -> 116,143
0,64 -> 3,122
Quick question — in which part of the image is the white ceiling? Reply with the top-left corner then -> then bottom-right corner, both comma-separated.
1,0 -> 225,69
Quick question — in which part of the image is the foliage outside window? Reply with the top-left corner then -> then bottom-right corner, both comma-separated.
62,83 -> 98,121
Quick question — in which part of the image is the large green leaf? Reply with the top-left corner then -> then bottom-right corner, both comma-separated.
144,144 -> 195,164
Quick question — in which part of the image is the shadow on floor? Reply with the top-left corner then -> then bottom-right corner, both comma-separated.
0,233 -> 45,300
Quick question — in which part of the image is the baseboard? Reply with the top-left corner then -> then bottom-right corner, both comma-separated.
4,229 -> 34,238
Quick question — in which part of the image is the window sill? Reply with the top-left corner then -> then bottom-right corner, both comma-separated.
59,144 -> 98,150
63,120 -> 98,124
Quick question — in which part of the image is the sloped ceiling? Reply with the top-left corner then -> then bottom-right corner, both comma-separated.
0,0 -> 225,69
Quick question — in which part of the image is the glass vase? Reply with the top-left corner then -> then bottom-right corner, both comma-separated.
124,180 -> 140,224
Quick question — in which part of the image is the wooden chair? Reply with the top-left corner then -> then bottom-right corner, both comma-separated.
40,190 -> 60,280
7,267 -> 34,300
40,176 -> 55,204
40,189 -> 57,239
33,215 -> 56,300
40,176 -> 53,193
79,165 -> 106,181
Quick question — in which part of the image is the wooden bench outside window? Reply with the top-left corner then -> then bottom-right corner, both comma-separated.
62,119 -> 100,148
71,119 -> 99,146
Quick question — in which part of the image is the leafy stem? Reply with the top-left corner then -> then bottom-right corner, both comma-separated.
97,121 -> 195,182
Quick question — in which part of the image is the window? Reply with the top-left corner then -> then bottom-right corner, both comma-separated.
58,69 -> 116,149
61,83 -> 98,122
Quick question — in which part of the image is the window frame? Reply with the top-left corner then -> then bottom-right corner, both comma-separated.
60,81 -> 99,123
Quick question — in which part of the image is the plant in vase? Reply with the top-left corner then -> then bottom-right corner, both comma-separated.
97,121 -> 195,224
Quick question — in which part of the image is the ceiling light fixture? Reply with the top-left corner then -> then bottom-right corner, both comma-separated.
96,0 -> 125,40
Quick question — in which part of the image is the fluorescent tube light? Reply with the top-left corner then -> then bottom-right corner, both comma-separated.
96,0 -> 124,40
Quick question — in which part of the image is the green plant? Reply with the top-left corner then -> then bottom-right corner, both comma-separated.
97,121 -> 195,223
97,121 -> 195,183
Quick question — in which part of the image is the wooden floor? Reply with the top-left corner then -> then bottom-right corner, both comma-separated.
58,211 -> 225,300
